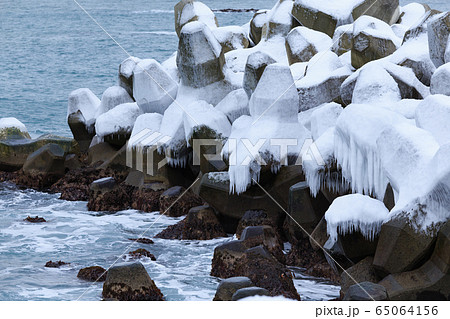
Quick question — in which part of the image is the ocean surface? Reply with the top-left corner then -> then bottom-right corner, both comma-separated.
0,0 -> 449,301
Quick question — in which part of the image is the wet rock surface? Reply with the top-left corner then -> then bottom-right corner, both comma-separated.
128,249 -> 156,261
159,186 -> 203,217
77,266 -> 108,282
45,260 -> 69,268
24,216 -> 46,223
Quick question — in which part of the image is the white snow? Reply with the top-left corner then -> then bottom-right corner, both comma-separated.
67,88 -> 100,124
310,102 -> 343,141
353,16 -> 402,47
95,102 -> 142,138
287,27 -> 332,57
178,1 -> 217,31
161,51 -> 180,83
290,62 -> 307,82
266,0 -> 293,26
130,113 -> 163,139
133,59 -> 178,114
325,194 -> 389,244
215,89 -> 250,123
352,63 -> 401,104
397,3 -> 428,29
249,63 -> 299,122
212,26 -> 248,51
96,86 -> 133,118
415,94 -> 450,145
180,21 -> 222,60
297,0 -> 366,22
0,117 -> 28,133
183,100 -> 231,143
430,63 -> 450,96
446,38 -> 450,63
119,56 -> 141,79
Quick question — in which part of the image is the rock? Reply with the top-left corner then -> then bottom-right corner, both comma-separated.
236,210 -> 278,239
174,0 -> 218,37
129,238 -> 154,245
344,282 -> 388,301
310,216 -> 329,251
119,56 -> 141,97
64,154 -> 81,171
373,215 -> 439,276
95,102 -> 142,147
88,142 -> 119,166
285,182 -> 330,241
177,21 -> 224,88
241,225 -> 285,263
286,26 -> 332,64
0,117 -> 31,141
398,55 -> 436,87
0,134 -> 77,172
297,51 -> 351,111
415,95 -> 450,146
351,16 -> 400,69
402,9 -> 441,43
332,24 -> 353,56
261,0 -> 295,40
156,205 -> 226,240
132,59 -> 178,114
428,12 -> 450,68
232,287 -> 271,301
211,244 -> 300,300
88,183 -> 135,212
129,249 -> 156,261
131,188 -> 163,212
99,145 -> 129,171
199,167 -> 303,233
292,0 -> 400,38
97,86 -> 134,118
215,89 -> 249,124
213,26 -> 249,53
77,266 -> 107,282
379,222 -> 450,301
22,144 -> 65,187
446,38 -> 450,63
249,10 -> 269,45
243,51 -> 276,98
431,63 -> 450,96
90,177 -> 116,193
102,262 -> 164,301
159,186 -> 203,217
24,216 -> 46,223
213,276 -> 254,301
383,63 -> 430,100
67,89 -> 99,151
45,260 -> 69,268
340,257 -> 380,296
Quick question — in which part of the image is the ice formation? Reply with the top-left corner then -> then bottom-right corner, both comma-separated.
95,102 -> 142,139
223,64 -> 310,194
325,194 -> 389,244
334,104 -> 409,199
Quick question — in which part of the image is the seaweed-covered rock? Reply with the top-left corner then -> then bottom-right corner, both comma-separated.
159,186 -> 203,217
236,210 -> 278,239
22,144 -> 65,188
155,205 -> 226,240
45,260 -> 69,268
241,225 -> 285,263
128,249 -> 156,261
77,266 -> 107,282
0,117 -> 31,141
213,276 -> 254,301
24,216 -> 46,223
102,262 -> 164,301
